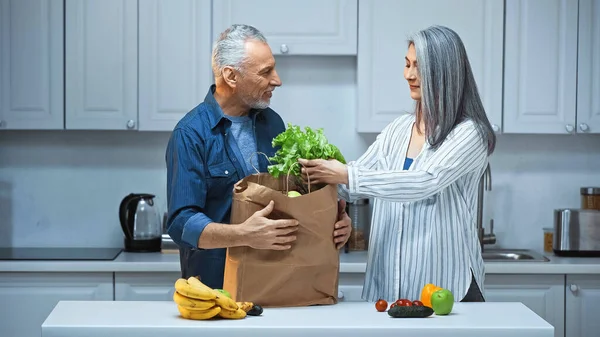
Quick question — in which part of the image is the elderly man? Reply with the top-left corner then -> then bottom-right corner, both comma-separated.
165,24 -> 352,289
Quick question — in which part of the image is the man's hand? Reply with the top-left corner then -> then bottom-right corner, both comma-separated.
333,199 -> 352,249
241,200 -> 299,250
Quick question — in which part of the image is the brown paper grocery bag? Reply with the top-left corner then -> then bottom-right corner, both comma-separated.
223,172 -> 340,308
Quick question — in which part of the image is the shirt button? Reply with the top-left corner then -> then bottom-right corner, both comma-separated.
225,170 -> 229,175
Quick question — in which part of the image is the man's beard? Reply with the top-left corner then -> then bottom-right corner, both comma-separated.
252,99 -> 270,110
241,90 -> 272,110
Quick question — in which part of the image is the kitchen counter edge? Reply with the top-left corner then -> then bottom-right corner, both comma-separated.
0,251 -> 599,274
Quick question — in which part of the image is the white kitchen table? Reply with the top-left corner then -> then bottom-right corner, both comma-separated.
41,300 -> 553,337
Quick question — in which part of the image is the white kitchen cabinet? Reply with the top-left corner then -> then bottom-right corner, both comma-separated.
65,0 -> 138,130
0,0 -> 64,130
337,273 -> 365,302
565,274 -> 600,337
356,0 -> 504,133
576,0 -> 600,134
503,0 -> 579,134
484,274 -> 565,337
138,0 -> 212,131
114,272 -> 180,301
115,272 -> 366,302
212,0 -> 357,55
0,272 -> 113,337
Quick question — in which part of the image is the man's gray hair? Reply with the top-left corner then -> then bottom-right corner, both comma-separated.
212,24 -> 267,77
408,25 -> 496,155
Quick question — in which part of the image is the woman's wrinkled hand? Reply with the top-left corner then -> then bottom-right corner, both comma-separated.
297,158 -> 349,185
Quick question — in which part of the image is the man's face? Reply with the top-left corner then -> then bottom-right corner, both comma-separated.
235,40 -> 282,109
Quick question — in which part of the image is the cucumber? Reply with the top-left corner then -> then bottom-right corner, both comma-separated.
388,305 -> 434,318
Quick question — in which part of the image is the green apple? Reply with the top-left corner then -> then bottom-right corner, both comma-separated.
430,288 -> 454,315
287,191 -> 301,198
215,289 -> 231,298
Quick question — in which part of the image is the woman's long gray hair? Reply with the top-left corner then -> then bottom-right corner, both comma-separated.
409,25 -> 496,155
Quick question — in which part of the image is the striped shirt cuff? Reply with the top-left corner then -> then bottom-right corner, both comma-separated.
347,164 -> 360,195
181,212 -> 213,248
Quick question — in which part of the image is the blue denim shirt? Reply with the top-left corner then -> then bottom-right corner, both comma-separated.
165,85 -> 285,289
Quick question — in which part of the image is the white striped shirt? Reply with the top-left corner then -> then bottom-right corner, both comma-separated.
339,113 -> 488,303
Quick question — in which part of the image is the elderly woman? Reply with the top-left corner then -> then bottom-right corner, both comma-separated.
299,25 -> 496,303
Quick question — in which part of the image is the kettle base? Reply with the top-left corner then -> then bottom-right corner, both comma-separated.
124,238 -> 162,253
553,249 -> 600,257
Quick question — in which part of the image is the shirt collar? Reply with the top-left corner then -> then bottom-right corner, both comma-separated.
204,84 -> 261,130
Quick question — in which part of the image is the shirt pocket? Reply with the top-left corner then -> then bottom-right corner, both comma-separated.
206,162 -> 239,190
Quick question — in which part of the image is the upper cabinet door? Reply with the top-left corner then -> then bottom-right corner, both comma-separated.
0,0 -> 64,130
65,0 -> 138,130
577,0 -> 600,134
138,0 -> 212,131
356,0 -> 504,133
212,0 -> 357,55
503,0 -> 579,134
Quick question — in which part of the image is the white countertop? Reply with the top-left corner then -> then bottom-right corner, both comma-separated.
0,250 -> 368,273
1,249 -> 599,274
41,300 -> 553,337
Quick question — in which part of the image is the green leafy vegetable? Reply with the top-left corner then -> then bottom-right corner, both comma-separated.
268,123 -> 346,178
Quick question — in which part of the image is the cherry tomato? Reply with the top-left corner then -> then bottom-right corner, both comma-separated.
375,299 -> 388,312
412,300 -> 424,306
395,299 -> 413,306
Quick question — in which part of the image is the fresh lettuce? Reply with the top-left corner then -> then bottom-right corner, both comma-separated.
268,123 -> 346,178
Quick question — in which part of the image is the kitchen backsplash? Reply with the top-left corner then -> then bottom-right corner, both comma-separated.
1,56 -> 599,252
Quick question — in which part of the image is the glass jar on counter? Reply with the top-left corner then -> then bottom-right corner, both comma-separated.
542,227 -> 554,253
346,199 -> 371,251
581,187 -> 600,210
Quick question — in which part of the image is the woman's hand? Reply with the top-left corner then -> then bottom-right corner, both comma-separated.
297,158 -> 349,185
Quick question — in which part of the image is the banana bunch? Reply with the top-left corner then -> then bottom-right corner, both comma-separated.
173,276 -> 255,320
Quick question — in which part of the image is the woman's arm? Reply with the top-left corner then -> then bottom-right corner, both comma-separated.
346,122 -> 487,203
337,123 -> 390,201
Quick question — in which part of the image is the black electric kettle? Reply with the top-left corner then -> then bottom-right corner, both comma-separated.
119,193 -> 162,252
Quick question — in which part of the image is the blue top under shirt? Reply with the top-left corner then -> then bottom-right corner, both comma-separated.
403,157 -> 413,170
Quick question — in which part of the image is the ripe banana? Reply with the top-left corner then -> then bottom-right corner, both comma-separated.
237,301 -> 254,313
186,276 -> 216,294
218,307 -> 247,319
173,291 -> 216,310
177,304 -> 221,320
213,293 -> 239,311
187,277 -> 239,311
174,278 -> 216,301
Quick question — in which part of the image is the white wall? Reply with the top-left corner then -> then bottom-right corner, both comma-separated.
1,56 -> 599,251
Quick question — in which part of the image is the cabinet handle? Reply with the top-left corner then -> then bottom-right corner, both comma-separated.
569,284 -> 578,293
579,123 -> 589,132
126,120 -> 136,129
491,124 -> 500,133
280,44 -> 289,54
565,124 -> 575,133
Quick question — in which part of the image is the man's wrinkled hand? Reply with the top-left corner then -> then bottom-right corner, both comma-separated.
333,199 -> 352,249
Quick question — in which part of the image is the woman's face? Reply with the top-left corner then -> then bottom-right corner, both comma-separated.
404,44 -> 421,101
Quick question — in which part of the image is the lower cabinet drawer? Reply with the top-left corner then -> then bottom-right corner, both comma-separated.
338,285 -> 364,302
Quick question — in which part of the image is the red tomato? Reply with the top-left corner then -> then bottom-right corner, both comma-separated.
412,300 -> 424,306
395,299 -> 413,306
375,299 -> 388,312
390,302 -> 397,309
